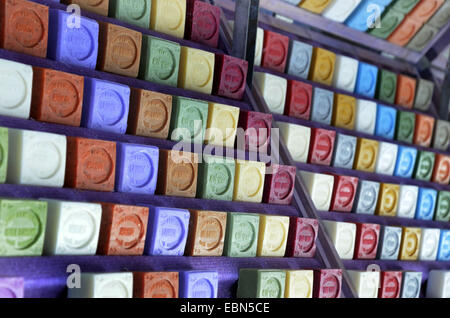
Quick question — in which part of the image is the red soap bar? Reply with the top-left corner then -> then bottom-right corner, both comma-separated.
133,272 -> 179,298
97,203 -> 149,256
395,75 -> 417,109
354,223 -> 380,260
432,154 -> 450,184
31,67 -> 84,126
388,16 -> 423,47
408,0 -> 444,24
285,80 -> 313,120
65,137 -> 116,192
313,269 -> 342,298
378,271 -> 402,298
285,217 -> 318,258
330,175 -> 359,212
261,30 -> 289,73
0,0 -> 48,58
263,164 -> 296,205
308,128 -> 336,166
413,114 -> 435,147
186,0 -> 220,48
213,54 -> 248,100
237,110 -> 272,153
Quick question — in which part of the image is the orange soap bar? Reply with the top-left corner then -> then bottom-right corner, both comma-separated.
332,94 -> 356,130
395,75 -> 417,109
133,272 -> 179,298
31,67 -> 84,126
309,47 -> 336,86
65,137 -> 116,192
413,114 -> 435,147
0,0 -> 48,58
409,0 -> 444,24
432,154 -> 450,184
388,17 -> 423,47
62,0 -> 109,16
97,203 -> 149,255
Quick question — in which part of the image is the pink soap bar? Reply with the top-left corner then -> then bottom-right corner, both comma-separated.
263,164 -> 296,205
286,217 -> 318,258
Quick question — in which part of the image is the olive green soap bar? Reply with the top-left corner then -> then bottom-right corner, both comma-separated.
139,35 -> 180,87
197,156 -> 236,201
109,0 -> 152,29
237,269 -> 286,298
224,213 -> 260,257
435,191 -> 450,222
376,69 -> 397,104
169,96 -> 208,143
396,111 -> 416,143
370,8 -> 405,39
392,0 -> 420,14
0,128 -> 8,184
414,151 -> 435,181
0,199 -> 47,256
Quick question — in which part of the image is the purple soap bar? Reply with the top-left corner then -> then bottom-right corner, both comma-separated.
82,77 -> 130,134
48,9 -> 99,69
0,277 -> 24,298
144,206 -> 190,256
115,143 -> 159,194
179,271 -> 218,298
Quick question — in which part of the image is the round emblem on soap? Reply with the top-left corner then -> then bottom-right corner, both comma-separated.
163,1 -> 183,30
360,276 -> 378,298
98,280 -> 129,298
144,98 -> 168,133
422,232 -> 437,258
127,152 -> 153,188
402,82 -> 414,105
339,101 -> 354,125
381,113 -> 393,134
0,69 -> 27,110
147,279 -> 176,298
273,170 -> 293,200
361,229 -> 377,255
341,66 -> 356,88
243,167 -> 262,198
437,125 -> 449,147
216,110 -> 236,142
315,134 -> 332,161
180,106 -> 203,139
192,55 -> 212,88
418,157 -> 432,177
10,9 -> 44,48
338,141 -> 354,166
98,89 -> 125,126
293,87 -> 310,115
318,57 -> 332,81
420,193 -> 434,218
87,0 -> 103,6
62,210 -> 96,250
316,94 -> 331,120
383,188 -> 397,213
196,10 -> 218,40
382,77 -> 395,98
405,232 -> 418,256
209,164 -> 231,196
362,72 -> 375,93
48,79 -> 79,118
267,39 -> 286,66
262,277 -> 282,298
378,149 -> 395,172
191,278 -> 214,298
246,119 -> 269,148
28,141 -> 61,180
337,181 -> 355,208
401,189 -> 416,212
82,147 -> 114,185
223,63 -> 244,94
0,287 -> 16,298
67,25 -> 95,62
4,208 -> 41,250
399,117 -> 413,139
418,121 -> 432,143
438,197 -> 450,219
154,47 -> 176,81
399,152 -> 414,175
111,34 -> 138,70
337,228 -> 354,256
297,223 -> 316,253
266,220 -> 286,252
233,220 -> 255,253
158,215 -> 184,251
404,276 -> 419,298
437,160 -> 450,181
314,181 -> 330,209
322,275 -> 340,298
266,82 -> 285,113
170,162 -> 195,191
384,231 -> 399,257
124,0 -> 147,20
294,275 -> 311,298
199,217 -> 223,251
360,185 -> 376,211
361,145 -> 375,169
115,214 -> 144,249
384,277 -> 399,298
293,50 -> 309,74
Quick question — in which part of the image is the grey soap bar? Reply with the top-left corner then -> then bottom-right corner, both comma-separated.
433,120 -> 450,150
401,272 -> 423,298
428,1 -> 450,29
353,180 -> 380,215
414,78 -> 435,111
407,24 -> 439,52
332,133 -> 357,169
311,87 -> 333,125
287,40 -> 313,79
377,225 -> 402,260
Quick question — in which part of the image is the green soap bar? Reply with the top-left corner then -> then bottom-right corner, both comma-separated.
435,191 -> 450,222
391,0 -> 421,14
237,269 -> 286,298
376,69 -> 397,104
0,128 -> 8,184
223,212 -> 259,257
139,35 -> 180,87
169,96 -> 208,143
0,199 -> 47,256
414,151 -> 435,181
197,156 -> 236,201
109,0 -> 152,29
369,8 -> 405,39
396,111 -> 416,144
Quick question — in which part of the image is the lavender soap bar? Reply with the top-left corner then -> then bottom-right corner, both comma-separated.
179,271 -> 218,298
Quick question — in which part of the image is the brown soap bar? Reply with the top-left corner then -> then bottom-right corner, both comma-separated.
97,22 -> 142,78
31,67 -> 84,126
185,210 -> 227,256
0,0 -> 49,58
128,88 -> 173,139
156,149 -> 198,198
133,272 -> 179,298
61,0 -> 109,16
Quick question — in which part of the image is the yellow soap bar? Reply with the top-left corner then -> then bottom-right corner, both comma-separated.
257,214 -> 290,257
353,138 -> 379,172
233,160 -> 266,203
205,103 -> 240,148
376,183 -> 400,217
399,227 -> 422,261
150,0 -> 186,38
178,46 -> 215,94
299,0 -> 333,13
332,94 -> 356,130
285,270 -> 314,298
309,47 -> 336,86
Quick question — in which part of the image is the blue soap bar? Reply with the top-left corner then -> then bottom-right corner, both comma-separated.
437,230 -> 450,261
377,225 -> 402,260
311,87 -> 334,125
332,133 -> 357,169
400,272 -> 422,298
144,206 -> 190,256
375,104 -> 397,139
355,62 -> 378,98
115,143 -> 159,194
415,188 -> 437,221
179,271 -> 219,298
346,1 -> 387,32
287,40 -> 313,80
394,146 -> 418,178
82,77 -> 130,134
48,9 -> 99,69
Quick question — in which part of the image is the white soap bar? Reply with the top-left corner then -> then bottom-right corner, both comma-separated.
322,0 -> 362,22
68,273 -> 133,298
347,270 -> 380,298
229,22 -> 264,67
333,55 -> 359,92
355,100 -> 377,134
419,228 -> 440,261
426,270 -> 450,298
7,129 -> 67,187
43,199 -> 102,255
397,185 -> 419,219
375,142 -> 398,175
299,171 -> 334,211
323,220 -> 356,259
285,270 -> 314,298
254,72 -> 287,115
278,122 -> 311,163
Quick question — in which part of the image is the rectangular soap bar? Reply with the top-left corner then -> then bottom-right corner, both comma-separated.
213,54 -> 248,100
109,0 -> 151,29
285,80 -> 313,120
355,62 -> 378,98
397,185 -> 419,218
333,55 -> 359,92
395,74 -> 417,109
414,114 -> 435,147
261,30 -> 290,73
414,79 -> 434,111
286,40 -> 313,79
355,100 -> 377,134
419,228 -> 440,261
379,271 -> 402,298
309,47 -> 336,86
432,154 -> 450,184
330,175 -> 359,212
401,271 -> 422,298
407,24 -> 439,52
377,225 -> 402,260
435,191 -> 450,222
133,272 -> 178,298
323,220 -> 356,260
186,0 -> 220,48
322,0 -> 362,22
437,230 -> 450,261
332,134 -> 357,169
285,270 -> 314,298
388,16 -> 423,46
223,212 -> 260,257
197,155 -> 235,201
233,160 -> 266,203
238,110 -> 272,153
68,273 -> 133,298
376,69 -> 398,104
332,94 -> 356,130
396,111 -> 416,143
285,217 -> 318,258
179,271 -> 218,298
354,138 -> 379,172
347,270 -> 380,298
394,146 -> 418,178
0,277 -> 24,298
375,104 -> 397,139
300,171 -> 334,211
354,223 -> 380,259
376,183 -> 400,217
310,87 -> 334,125
313,269 -> 342,298
262,164 -> 296,205
278,122 -> 311,163
426,271 -> 450,298
178,46 -> 215,95
62,0 -> 110,16
353,180 -> 380,215
308,128 -> 336,166
433,120 -> 450,150
409,0 -> 444,23
150,0 -> 186,38
0,128 -> 6,183
237,269 -> 286,298
415,188 -> 437,220
254,72 -> 287,115
169,96 -> 208,143
414,151 -> 435,181
370,7 -> 405,39
399,227 -> 422,261
375,142 -> 398,176
428,0 -> 450,28
300,0 -> 333,14
205,103 -> 240,148
257,214 -> 289,257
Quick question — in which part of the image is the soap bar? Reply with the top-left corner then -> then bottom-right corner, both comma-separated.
355,100 -> 377,134
332,55 -> 359,92
285,270 -> 314,298
223,212 -> 259,257
186,210 -> 226,256
299,171 -> 334,211
395,75 -> 417,109
432,154 -> 450,184
392,0 -> 420,13
7,129 -> 67,187
31,67 -> 84,126
394,146 -> 418,178
376,69 -> 398,104
178,46 -> 215,94
285,80 -> 313,120
262,164 -> 296,205
139,35 -> 180,87
237,110 -> 272,153
353,180 -> 380,215
415,79 -> 435,111
286,40 -> 313,79
197,155 -> 235,201
401,271 -> 422,298
426,270 -> 450,298
205,103 -> 240,148
322,0 -> 362,22
47,9 -> 99,69
414,151 -> 435,181
345,0 -> 387,31
213,54 -> 248,100
415,188 -> 437,220
419,228 -> 440,261
377,225 -> 402,260
254,72 -> 287,115
399,227 -> 422,261
81,77 -> 130,134
388,16 -> 423,47
133,272 -> 178,298
308,128 -> 336,166
278,122 -> 311,163
109,0 -> 151,29
150,0 -> 186,38
375,142 -> 398,176
169,96 -> 208,143
68,273 -> 133,298
396,111 -> 416,143
347,271 -> 380,298
144,206 -> 190,256
156,150 -> 198,198
0,277 -> 24,298
0,0 -> 48,57
354,223 -> 380,259
332,134 -> 357,169
65,137 -> 116,192
261,30 -> 289,73
397,185 -> 419,218
43,200 -> 102,255
286,217 -> 318,258
0,127 -> 7,183
375,105 -> 397,139
185,0 -> 220,48
437,230 -> 450,261
323,220 -> 356,260
309,47 -> 336,86
0,58 -> 33,119
407,24 -> 439,52
379,271 -> 402,298
237,269 -> 286,298
435,191 -> 450,222
433,120 -> 450,150
127,88 -> 173,139
313,269 -> 342,298
409,0 -> 444,23
414,114 -> 435,147
62,0 -> 110,16
369,7 -> 405,39
97,203 -> 149,255
257,214 -> 289,257
376,183 -> 400,217
428,0 -> 450,28
354,138 -> 379,172
330,175 -> 359,212
311,87 -> 334,125
300,0 -> 333,14
355,62 -> 378,98
332,94 -> 356,130
233,160 -> 266,203
179,271 -> 218,298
